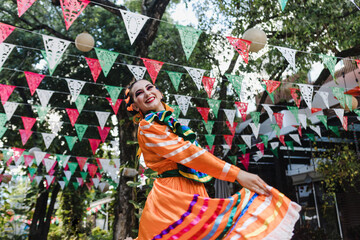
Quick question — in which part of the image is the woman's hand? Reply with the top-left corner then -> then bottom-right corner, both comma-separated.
236,169 -> 270,196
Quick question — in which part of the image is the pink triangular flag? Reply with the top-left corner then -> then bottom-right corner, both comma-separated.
226,36 -> 251,64
21,116 -> 36,130
85,182 -> 93,190
24,155 -> 34,167
196,107 -> 210,123
19,129 -> 33,145
106,98 -> 122,115
76,156 -> 88,171
0,84 -> 16,105
97,126 -> 110,143
87,164 -> 98,178
343,116 -> 348,131
205,145 -> 215,154
24,71 -> 45,96
141,58 -> 164,84
274,113 -> 284,129
88,139 -> 101,155
60,0 -> 90,30
76,177 -> 84,186
279,135 -> 286,146
256,143 -> 265,155
12,147 -> 25,162
66,108 -> 79,126
17,0 -> 37,17
290,88 -> 301,108
235,102 -> 248,121
202,76 -> 216,98
226,121 -> 238,136
223,135 -> 234,148
263,80 -> 281,94
0,23 -> 16,44
239,153 -> 250,170
85,57 -> 102,82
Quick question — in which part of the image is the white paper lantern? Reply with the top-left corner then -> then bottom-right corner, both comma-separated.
242,28 -> 267,53
75,32 -> 95,52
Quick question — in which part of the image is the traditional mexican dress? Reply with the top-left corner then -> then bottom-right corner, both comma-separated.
137,111 -> 301,240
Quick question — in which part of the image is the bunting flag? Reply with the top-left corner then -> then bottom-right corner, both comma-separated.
226,121 -> 238,136
0,126 -> 7,139
44,158 -> 56,173
94,48 -> 119,77
265,86 -> 275,104
72,182 -> 79,190
127,64 -> 147,80
256,143 -> 265,155
85,57 -> 102,82
305,133 -> 315,141
36,89 -> 54,107
334,108 -> 344,125
228,156 -> 237,165
91,178 -> 100,188
225,74 -> 243,99
311,108 -> 322,114
250,112 -> 260,127
241,135 -> 252,148
67,163 -> 78,176
289,134 -> 302,145
205,134 -> 215,149
89,139 -> 101,155
207,99 -> 221,118
271,124 -> 280,137
287,106 -> 298,123
285,141 -> 294,151
317,91 -> 329,109
289,88 -> 301,108
196,107 -> 210,123
42,133 -> 56,149
42,35 -> 71,75
262,104 -> 273,122
298,84 -> 313,109
316,115 -> 328,129
278,0 -> 288,11
279,135 -> 286,146
263,80 -> 281,94
48,121 -> 63,134
226,36 -> 251,64
119,9 -> 149,44
0,23 -> 16,44
74,94 -> 88,114
12,147 -> 25,162
74,124 -> 87,141
355,109 -> 360,117
238,144 -> 247,154
203,120 -> 215,134
329,125 -> 340,137
105,85 -> 123,104
260,135 -> 269,148
205,145 -> 215,154
60,0 -> 89,30
76,177 -> 83,187
80,172 -> 88,181
0,113 -> 6,126
17,0 -> 37,17
275,46 -> 296,70
59,181 -> 66,189
141,58 -> 164,84
309,125 -> 322,137
331,87 -> 345,108
239,153 -> 250,170
274,112 -> 284,129
177,118 -> 190,126
106,98 -> 122,115
88,164 -> 98,178
75,157 -> 87,171
19,129 -> 33,145
174,95 -> 192,116
0,84 -> 16,105
343,116 -> 348,131
270,141 -> 279,150
295,125 -> 302,137
253,151 -> 263,162
65,79 -> 86,102
319,54 -> 337,80
66,108 -> 79,126
56,154 -> 70,168
223,135 -> 234,148
235,102 -> 248,121
64,136 -> 77,151
95,111 -> 110,129
169,104 -> 181,119
21,116 -> 36,130
176,25 -> 202,60
345,94 -> 354,111
223,109 -> 236,127
166,71 -> 183,91
28,167 -> 37,177
298,114 -> 307,129
202,76 -> 216,98
184,67 -> 206,91
0,43 -> 15,69
33,105 -> 50,123
249,122 -> 260,139
97,126 -> 110,143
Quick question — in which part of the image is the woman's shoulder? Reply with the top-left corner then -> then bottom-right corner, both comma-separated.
138,119 -> 167,133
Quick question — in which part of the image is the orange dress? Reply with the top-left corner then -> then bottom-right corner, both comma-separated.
137,119 -> 301,240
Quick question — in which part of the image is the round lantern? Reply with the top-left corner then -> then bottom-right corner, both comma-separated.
75,32 -> 95,52
344,96 -> 358,111
242,28 -> 267,53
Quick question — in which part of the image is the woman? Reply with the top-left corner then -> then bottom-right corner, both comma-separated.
125,79 -> 301,240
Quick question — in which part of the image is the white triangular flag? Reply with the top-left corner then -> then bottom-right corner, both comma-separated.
184,66 -> 205,91
241,135 -> 252,148
127,64 -> 147,80
249,123 -> 260,139
223,109 -> 236,127
317,91 -> 329,109
83,163 -> 88,172
65,78 -> 86,102
92,178 -> 100,188
350,0 -> 360,10
36,89 -> 54,107
289,134 -> 302,145
58,181 -> 66,189
34,151 -> 47,166
41,133 -> 56,149
262,104 -> 273,122
99,158 -> 111,172
48,121 -> 63,134
221,144 -> 230,157
358,116 -> 360,122
95,111 -> 111,129
58,155 -> 70,168
64,170 -> 72,181
45,175 -> 54,185
310,125 -> 322,137
275,46 -> 297,71
270,142 -> 279,150
0,43 -> 15,69
174,95 -> 192,116
44,158 -> 56,173
298,84 -> 313,109
334,108 -> 344,125
3,102 -> 19,121
14,156 -> 23,166
298,114 -> 307,129
99,182 -> 107,192
253,151 -> 263,162
35,176 -> 43,185
177,118 -> 191,126
42,35 -> 71,71
119,9 -> 150,45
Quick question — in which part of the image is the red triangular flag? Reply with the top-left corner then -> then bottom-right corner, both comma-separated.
60,0 -> 90,30
235,102 -> 248,121
24,155 -> 34,167
19,129 -> 33,145
85,57 -> 102,82
293,125 -> 302,137
311,108 -> 322,114
87,164 -> 98,178
25,71 -> 45,96
76,156 -> 88,171
202,76 -> 216,98
17,0 -> 37,17
96,172 -> 102,180
226,121 -> 238,136
196,107 -> 210,123
274,113 -> 284,129
96,158 -> 103,170
278,135 -> 286,146
97,126 -> 110,143
88,139 -> 101,155
0,23 -> 16,44
141,58 -> 164,84
226,36 -> 251,64
106,98 -> 122,115
343,116 -> 348,131
290,88 -> 301,108
205,145 -> 215,154
12,147 -> 25,162
223,135 -> 234,148
21,116 -> 36,130
239,153 -> 250,170
0,84 -> 16,105
263,80 -> 281,94
66,108 -> 79,126
85,182 -> 93,190
256,142 -> 265,155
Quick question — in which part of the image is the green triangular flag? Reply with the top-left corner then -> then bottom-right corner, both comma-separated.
176,25 -> 202,60
41,50 -> 57,76
166,71 -> 183,91
74,124 -> 88,141
207,99 -> 221,118
262,84 -> 275,103
278,0 -> 288,11
271,147 -> 279,158
287,106 -> 299,123
64,136 -> 78,151
329,125 -> 340,137
105,85 -> 123,104
305,133 -> 315,141
271,124 -> 280,137
354,109 -> 360,117
331,87 -> 345,108
62,176 -> 69,186
0,126 -> 7,138
319,54 -> 337,80
72,182 -> 79,190
228,156 -> 237,165
316,115 -> 328,129
344,94 -> 354,111
34,105 -> 50,123
67,162 -> 78,175
259,135 -> 269,149
169,104 -> 181,119
238,144 -> 247,155
225,74 -> 243,99
250,112 -> 260,127
80,171 -> 88,181
75,95 -> 89,114
28,167 -> 37,177
285,141 -> 294,151
203,120 -> 215,134
0,113 -> 7,126
94,48 -> 120,77
205,134 -> 215,148
56,154 -> 70,169
1,149 -> 12,163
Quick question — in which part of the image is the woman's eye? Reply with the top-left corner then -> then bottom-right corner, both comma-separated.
135,91 -> 143,97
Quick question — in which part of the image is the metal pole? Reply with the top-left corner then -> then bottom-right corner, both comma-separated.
312,183 -> 321,228
295,185 -> 303,225
334,194 -> 343,239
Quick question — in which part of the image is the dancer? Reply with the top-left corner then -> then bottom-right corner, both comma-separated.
125,79 -> 301,240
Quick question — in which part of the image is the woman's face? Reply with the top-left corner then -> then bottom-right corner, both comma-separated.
131,80 -> 165,113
